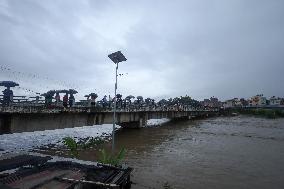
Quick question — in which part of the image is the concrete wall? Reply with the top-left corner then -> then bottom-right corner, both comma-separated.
9,113 -> 93,133
0,110 -> 218,134
0,111 -> 145,133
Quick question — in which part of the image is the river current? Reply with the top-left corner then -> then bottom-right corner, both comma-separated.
33,115 -> 284,189
110,115 -> 284,189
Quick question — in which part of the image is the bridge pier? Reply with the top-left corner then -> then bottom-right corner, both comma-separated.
119,121 -> 140,128
0,114 -> 11,134
118,112 -> 147,129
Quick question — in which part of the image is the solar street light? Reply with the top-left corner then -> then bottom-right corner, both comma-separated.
108,51 -> 127,151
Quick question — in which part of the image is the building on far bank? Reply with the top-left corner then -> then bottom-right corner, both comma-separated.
240,98 -> 248,107
201,99 -> 211,107
223,98 -> 242,108
200,96 -> 222,108
281,98 -> 284,105
223,95 -> 283,108
269,96 -> 281,106
210,97 -> 222,107
248,94 -> 267,106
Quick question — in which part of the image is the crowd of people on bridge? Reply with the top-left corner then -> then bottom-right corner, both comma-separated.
1,81 -> 211,111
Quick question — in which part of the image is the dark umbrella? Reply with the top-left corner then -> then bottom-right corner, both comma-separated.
57,89 -> 69,93
125,95 -> 135,99
159,99 -> 168,104
0,81 -> 19,87
46,90 -> 56,95
116,94 -> 122,99
69,89 -> 78,94
137,96 -> 143,100
89,93 -> 98,98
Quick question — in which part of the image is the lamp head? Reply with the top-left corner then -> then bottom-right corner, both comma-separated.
108,51 -> 127,64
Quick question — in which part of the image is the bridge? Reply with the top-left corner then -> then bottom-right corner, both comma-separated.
0,80 -> 219,134
0,106 -> 218,134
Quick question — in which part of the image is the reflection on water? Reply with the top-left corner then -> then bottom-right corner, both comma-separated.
113,116 -> 284,189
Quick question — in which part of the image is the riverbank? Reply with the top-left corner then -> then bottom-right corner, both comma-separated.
0,118 -> 170,155
232,108 -> 284,119
0,124 -> 119,155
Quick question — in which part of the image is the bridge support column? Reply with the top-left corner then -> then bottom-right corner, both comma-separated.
119,121 -> 141,129
139,117 -> 146,127
140,113 -> 148,127
119,112 -> 147,129
0,114 -> 11,134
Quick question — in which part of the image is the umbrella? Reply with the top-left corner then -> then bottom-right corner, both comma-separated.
145,98 -> 152,103
158,99 -> 168,104
42,90 -> 55,97
47,90 -> 56,94
69,89 -> 78,94
125,95 -> 135,99
89,93 -> 98,98
137,96 -> 143,100
57,89 -> 69,93
0,81 -> 19,87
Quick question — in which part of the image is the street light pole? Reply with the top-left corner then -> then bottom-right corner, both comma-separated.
112,62 -> 118,152
108,51 -> 127,152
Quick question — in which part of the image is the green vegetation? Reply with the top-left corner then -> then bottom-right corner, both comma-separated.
99,148 -> 126,166
235,108 -> 284,119
62,137 -> 79,158
62,136 -> 126,166
77,136 -> 105,150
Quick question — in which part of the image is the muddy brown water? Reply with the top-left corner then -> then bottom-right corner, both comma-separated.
43,115 -> 284,189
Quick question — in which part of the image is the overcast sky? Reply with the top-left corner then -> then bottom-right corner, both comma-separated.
0,0 -> 283,101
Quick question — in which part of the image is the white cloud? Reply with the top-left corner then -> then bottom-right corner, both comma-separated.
0,0 -> 283,101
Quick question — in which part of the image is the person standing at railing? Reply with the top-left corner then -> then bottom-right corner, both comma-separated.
69,94 -> 75,107
108,95 -> 112,109
63,93 -> 68,108
55,92 -> 60,106
2,88 -> 13,106
35,96 -> 39,105
90,94 -> 97,107
102,95 -> 107,109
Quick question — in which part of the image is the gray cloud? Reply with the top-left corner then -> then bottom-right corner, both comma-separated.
0,0 -> 283,101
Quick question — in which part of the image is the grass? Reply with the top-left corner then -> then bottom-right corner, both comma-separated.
235,108 -> 284,119
62,137 -> 79,158
99,148 -> 126,166
62,136 -> 126,166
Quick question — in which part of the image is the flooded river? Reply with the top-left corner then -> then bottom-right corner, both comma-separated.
109,115 -> 284,189
29,115 -> 284,189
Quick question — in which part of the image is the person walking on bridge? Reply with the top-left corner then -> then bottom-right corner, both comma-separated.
55,92 -> 60,106
69,94 -> 75,107
2,88 -> 13,106
63,93 -> 68,108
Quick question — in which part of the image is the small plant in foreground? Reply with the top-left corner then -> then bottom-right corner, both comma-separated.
79,137 -> 105,149
62,137 -> 79,158
99,148 -> 126,166
62,137 -> 127,167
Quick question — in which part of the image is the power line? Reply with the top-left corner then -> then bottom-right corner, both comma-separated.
0,65 -> 80,90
